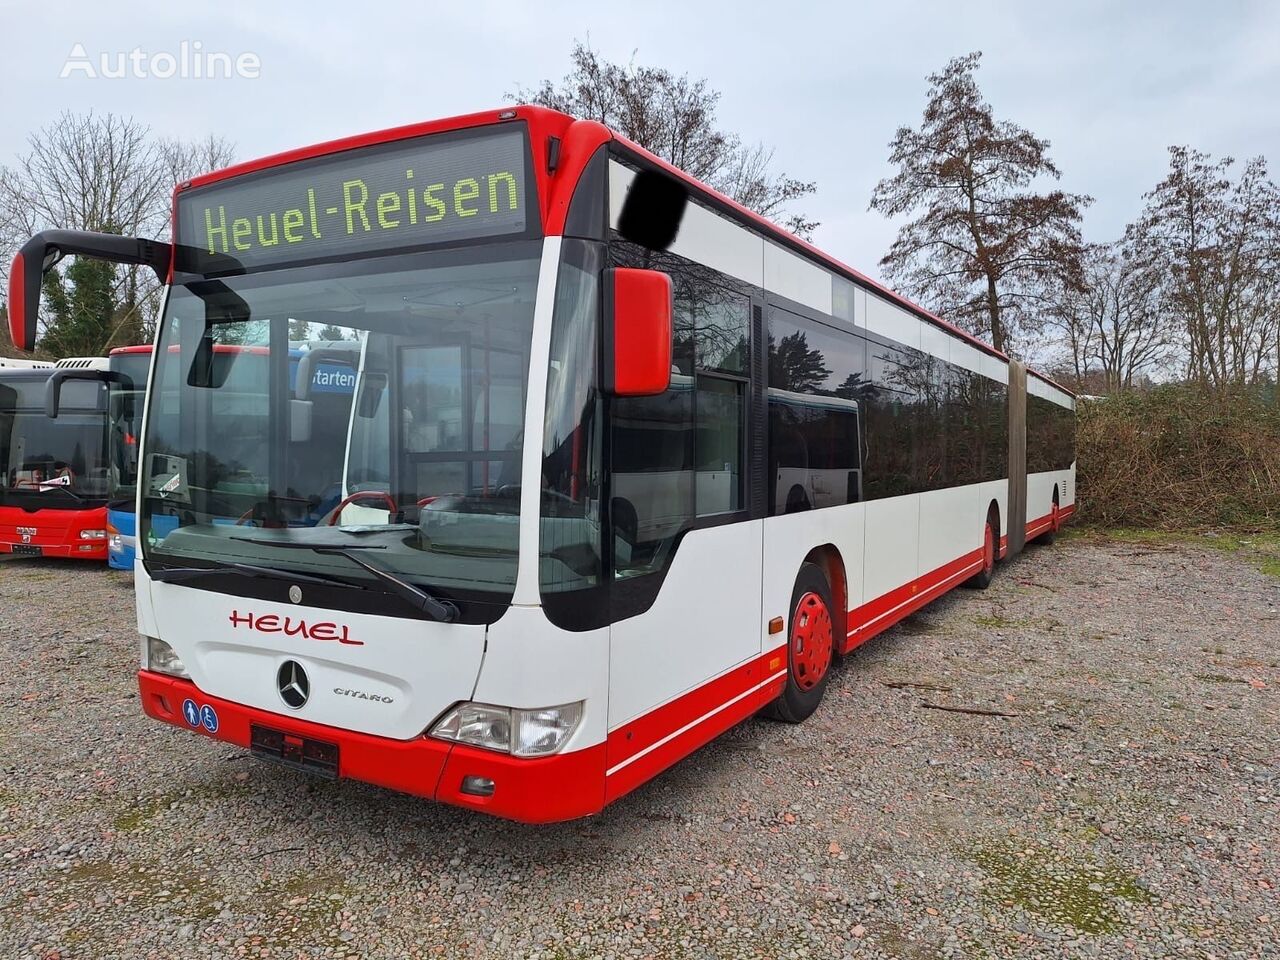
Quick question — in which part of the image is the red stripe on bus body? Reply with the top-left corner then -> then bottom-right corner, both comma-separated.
1025,509 -> 1058,539
843,548 -> 986,653
604,646 -> 788,802
602,539 -> 996,798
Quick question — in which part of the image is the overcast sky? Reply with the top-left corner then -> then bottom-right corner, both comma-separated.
5,1 -> 1279,282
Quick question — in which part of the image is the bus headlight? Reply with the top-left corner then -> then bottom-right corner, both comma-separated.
146,637 -> 190,679
107,523 -> 122,553
429,701 -> 584,757
79,529 -> 107,540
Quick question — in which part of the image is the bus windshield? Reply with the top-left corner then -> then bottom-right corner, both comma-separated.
0,378 -> 110,508
140,241 -> 540,606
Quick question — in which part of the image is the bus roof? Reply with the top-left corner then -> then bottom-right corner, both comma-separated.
0,367 -> 54,383
174,105 -> 1074,399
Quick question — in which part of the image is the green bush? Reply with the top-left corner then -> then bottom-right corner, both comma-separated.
1076,385 -> 1280,530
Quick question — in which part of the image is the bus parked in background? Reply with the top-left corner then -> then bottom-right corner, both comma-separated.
0,357 -> 53,370
105,346 -> 152,568
0,358 -> 111,559
102,343 -> 358,568
7,107 -> 1075,822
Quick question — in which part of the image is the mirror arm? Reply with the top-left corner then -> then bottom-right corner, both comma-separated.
21,229 -> 171,281
45,368 -> 125,419
9,229 -> 172,353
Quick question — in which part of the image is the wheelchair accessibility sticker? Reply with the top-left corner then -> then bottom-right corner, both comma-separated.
182,698 -> 219,734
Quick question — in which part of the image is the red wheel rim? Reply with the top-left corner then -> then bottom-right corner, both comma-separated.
983,523 -> 995,573
790,592 -> 833,691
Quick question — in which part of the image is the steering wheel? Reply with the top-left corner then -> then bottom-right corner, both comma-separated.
327,490 -> 398,526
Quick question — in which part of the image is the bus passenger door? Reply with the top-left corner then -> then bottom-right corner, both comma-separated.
606,357 -> 762,736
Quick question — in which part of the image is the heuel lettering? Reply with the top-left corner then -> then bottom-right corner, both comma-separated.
228,610 -> 363,646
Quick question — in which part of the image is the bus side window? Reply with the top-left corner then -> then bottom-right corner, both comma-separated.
611,384 -> 694,577
609,256 -> 752,577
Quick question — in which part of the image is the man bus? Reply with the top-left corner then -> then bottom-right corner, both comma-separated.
0,359 -> 112,558
6,106 -> 1075,821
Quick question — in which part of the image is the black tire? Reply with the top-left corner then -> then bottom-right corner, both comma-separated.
761,562 -> 835,724
964,514 -> 998,590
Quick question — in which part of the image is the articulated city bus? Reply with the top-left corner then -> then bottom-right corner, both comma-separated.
0,358 -> 112,558
6,106 -> 1075,822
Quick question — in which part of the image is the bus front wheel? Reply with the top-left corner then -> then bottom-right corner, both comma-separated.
762,562 -> 834,724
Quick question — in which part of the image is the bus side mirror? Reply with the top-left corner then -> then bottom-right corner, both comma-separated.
46,368 -> 121,418
7,242 -> 47,353
356,372 -> 388,418
9,230 -> 171,353
603,268 -> 672,397
290,399 -> 313,443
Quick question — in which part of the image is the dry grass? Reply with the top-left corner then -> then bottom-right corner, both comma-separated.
1075,385 -> 1280,530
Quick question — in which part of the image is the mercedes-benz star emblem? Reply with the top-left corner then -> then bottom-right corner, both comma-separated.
277,660 -> 310,709
288,585 -> 303,604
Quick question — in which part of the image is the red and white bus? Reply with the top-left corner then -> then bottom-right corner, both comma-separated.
6,107 -> 1075,822
1,356 -> 117,559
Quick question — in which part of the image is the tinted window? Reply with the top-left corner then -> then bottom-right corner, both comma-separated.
863,340 -> 918,500
608,240 -> 752,581
1027,391 -> 1075,473
767,308 -> 865,513
696,376 -> 744,515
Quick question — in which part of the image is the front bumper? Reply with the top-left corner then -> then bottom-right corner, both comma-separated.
1,505 -> 108,560
137,671 -> 607,823
0,539 -> 105,560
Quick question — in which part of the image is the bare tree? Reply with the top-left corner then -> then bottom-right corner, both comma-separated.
1049,242 -> 1173,391
870,52 -> 1091,355
0,112 -> 235,352
511,41 -> 818,238
158,133 -> 237,189
1130,147 -> 1280,392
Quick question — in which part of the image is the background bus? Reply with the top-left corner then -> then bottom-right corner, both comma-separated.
105,342 -> 358,568
0,360 -> 111,559
104,346 -> 152,568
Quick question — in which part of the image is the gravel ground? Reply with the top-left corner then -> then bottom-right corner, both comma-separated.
0,536 -> 1277,960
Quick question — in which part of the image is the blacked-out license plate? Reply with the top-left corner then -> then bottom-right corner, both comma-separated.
10,544 -> 42,556
250,724 -> 339,778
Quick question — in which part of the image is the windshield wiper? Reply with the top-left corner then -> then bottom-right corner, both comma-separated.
229,537 -> 386,550
151,561 -> 356,590
25,485 -> 86,503
228,536 -> 458,623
